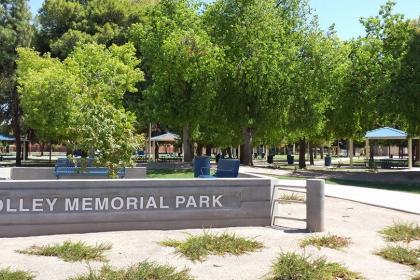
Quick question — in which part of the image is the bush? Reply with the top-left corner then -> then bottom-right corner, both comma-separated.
17,241 -> 111,262
68,261 -> 194,280
160,231 -> 264,262
265,252 -> 364,280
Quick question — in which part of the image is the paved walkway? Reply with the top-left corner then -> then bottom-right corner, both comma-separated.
240,166 -> 420,214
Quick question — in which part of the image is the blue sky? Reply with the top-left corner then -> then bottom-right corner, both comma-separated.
28,0 -> 419,40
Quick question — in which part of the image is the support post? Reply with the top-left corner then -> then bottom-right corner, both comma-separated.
349,138 -> 353,167
408,137 -> 412,169
306,179 -> 325,232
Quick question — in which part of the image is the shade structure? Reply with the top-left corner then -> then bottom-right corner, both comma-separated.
0,134 -> 15,141
150,132 -> 179,142
365,127 -> 408,140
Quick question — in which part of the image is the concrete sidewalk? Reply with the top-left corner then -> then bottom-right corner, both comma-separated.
240,166 -> 420,214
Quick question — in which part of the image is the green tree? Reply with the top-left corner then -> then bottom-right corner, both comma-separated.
0,0 -> 33,166
17,43 -> 145,173
394,18 -> 420,135
129,0 -> 222,162
287,28 -> 350,168
36,0 -> 156,58
204,0 -> 303,165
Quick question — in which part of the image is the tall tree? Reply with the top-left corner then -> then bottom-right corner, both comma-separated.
204,0 -> 299,165
129,0 -> 222,162
0,0 -> 33,166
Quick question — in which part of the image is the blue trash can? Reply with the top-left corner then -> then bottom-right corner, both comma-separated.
324,155 -> 331,166
194,156 -> 210,177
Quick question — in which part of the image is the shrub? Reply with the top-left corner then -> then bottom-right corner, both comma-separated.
265,252 -> 364,280
376,246 -> 420,269
299,234 -> 351,250
160,231 -> 264,262
378,222 -> 420,243
0,268 -> 34,280
68,261 -> 194,280
17,241 -> 111,262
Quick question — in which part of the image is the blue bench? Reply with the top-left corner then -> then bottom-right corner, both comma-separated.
54,158 -> 125,178
198,159 -> 240,178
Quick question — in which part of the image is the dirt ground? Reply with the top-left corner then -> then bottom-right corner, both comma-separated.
0,196 -> 419,280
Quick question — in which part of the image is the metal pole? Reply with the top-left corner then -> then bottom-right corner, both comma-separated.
306,179 -> 325,232
148,123 -> 152,160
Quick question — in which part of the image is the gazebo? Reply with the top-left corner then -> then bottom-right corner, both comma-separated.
364,127 -> 419,169
150,132 -> 180,160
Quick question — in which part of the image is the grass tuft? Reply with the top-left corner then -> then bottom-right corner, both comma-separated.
160,231 -> 264,262
17,241 -> 111,262
375,245 -> 420,269
68,261 -> 194,280
279,192 -> 305,203
411,271 -> 420,280
265,252 -> 364,280
0,268 -> 34,280
379,222 -> 420,243
299,234 -> 351,250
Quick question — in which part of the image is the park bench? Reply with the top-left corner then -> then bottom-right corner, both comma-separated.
54,158 -> 125,178
198,159 -> 240,178
379,159 -> 408,169
54,166 -> 125,179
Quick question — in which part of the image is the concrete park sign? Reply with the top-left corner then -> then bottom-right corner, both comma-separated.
0,178 -> 271,237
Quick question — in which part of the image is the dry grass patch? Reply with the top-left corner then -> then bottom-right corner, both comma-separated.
160,231 -> 264,262
279,192 -> 305,203
379,222 -> 420,243
265,252 -> 364,280
376,245 -> 420,269
0,268 -> 34,280
17,241 -> 111,262
299,234 -> 351,250
68,261 -> 194,280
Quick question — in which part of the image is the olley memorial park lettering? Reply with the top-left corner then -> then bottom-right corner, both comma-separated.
0,195 -> 224,213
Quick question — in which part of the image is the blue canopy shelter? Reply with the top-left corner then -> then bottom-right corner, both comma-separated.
365,127 -> 419,169
0,134 -> 15,142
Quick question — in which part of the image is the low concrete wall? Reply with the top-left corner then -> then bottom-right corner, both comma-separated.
10,167 -> 146,180
0,178 -> 271,237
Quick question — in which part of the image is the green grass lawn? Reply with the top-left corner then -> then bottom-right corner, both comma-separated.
146,170 -> 194,179
276,175 -> 420,194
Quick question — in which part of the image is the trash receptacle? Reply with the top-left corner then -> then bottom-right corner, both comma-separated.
287,155 -> 294,165
267,155 -> 274,164
324,155 -> 331,166
194,156 -> 210,177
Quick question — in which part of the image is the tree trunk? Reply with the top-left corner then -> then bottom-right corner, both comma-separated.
12,89 -> 21,166
309,142 -> 314,165
370,144 -> 374,161
49,143 -> 52,163
182,125 -> 193,162
227,147 -> 232,158
240,127 -> 253,166
40,143 -> 44,156
196,144 -> 203,156
205,145 -> 212,156
314,146 -> 317,159
320,146 -> 324,159
154,143 -> 159,160
299,138 -> 306,169
24,140 -> 29,160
